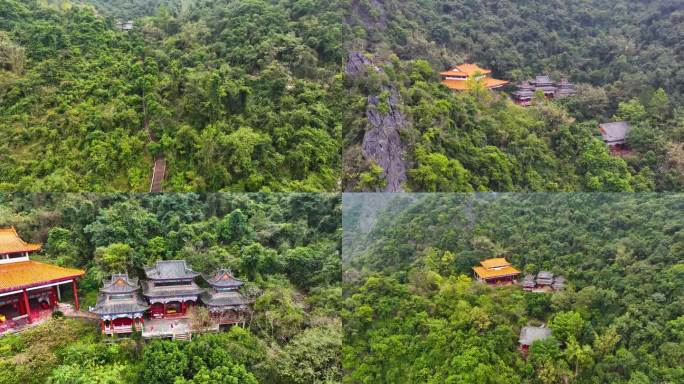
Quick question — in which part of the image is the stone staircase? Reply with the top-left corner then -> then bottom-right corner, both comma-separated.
173,331 -> 192,341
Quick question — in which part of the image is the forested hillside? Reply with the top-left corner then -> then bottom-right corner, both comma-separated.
0,0 -> 344,192
0,193 -> 342,383
343,194 -> 684,383
343,0 -> 684,192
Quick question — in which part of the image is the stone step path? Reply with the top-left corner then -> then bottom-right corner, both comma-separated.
149,156 -> 166,192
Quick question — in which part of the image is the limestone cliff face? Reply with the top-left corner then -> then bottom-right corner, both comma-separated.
346,52 -> 407,192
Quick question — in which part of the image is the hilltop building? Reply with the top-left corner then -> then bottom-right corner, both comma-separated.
91,273 -> 149,335
143,260 -> 204,319
511,76 -> 576,106
522,271 -> 566,292
92,263 -> 254,336
473,257 -> 521,285
115,20 -> 134,31
200,269 -> 252,326
0,228 -> 84,335
440,63 -> 509,91
519,325 -> 552,352
598,121 -> 631,155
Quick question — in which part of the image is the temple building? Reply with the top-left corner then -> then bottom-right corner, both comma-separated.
143,260 -> 204,319
440,63 -> 509,91
599,121 -> 631,155
511,76 -> 576,106
521,272 -> 566,292
91,273 -> 149,335
536,271 -> 554,286
0,228 -> 84,334
519,325 -> 552,353
115,20 -> 134,31
200,269 -> 252,327
473,257 -> 520,285
522,275 -> 536,291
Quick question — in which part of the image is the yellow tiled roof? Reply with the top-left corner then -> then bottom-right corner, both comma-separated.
0,227 -> 42,254
0,260 -> 84,292
442,63 -> 492,76
473,265 -> 521,279
441,77 -> 509,91
480,258 -> 511,269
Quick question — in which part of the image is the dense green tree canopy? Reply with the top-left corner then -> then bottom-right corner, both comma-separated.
343,193 -> 684,383
0,0 -> 344,192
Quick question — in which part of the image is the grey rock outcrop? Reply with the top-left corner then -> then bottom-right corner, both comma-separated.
345,52 -> 408,192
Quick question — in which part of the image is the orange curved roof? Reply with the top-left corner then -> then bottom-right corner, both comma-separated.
0,260 -> 85,292
483,78 -> 509,88
0,228 -> 42,254
480,258 -> 511,269
473,265 -> 521,279
442,63 -> 492,76
441,77 -> 509,91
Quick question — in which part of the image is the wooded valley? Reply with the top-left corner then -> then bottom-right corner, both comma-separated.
343,193 -> 684,383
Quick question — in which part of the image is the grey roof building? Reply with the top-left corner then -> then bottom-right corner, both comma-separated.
91,273 -> 149,320
142,260 -> 203,303
522,274 -> 536,290
536,271 -> 554,286
599,121 -> 631,146
519,326 -> 552,347
200,269 -> 252,324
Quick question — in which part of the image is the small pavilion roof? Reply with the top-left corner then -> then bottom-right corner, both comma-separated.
202,269 -> 245,289
200,290 -> 251,308
100,273 -> 140,294
0,260 -> 84,293
537,271 -> 554,280
599,122 -> 631,144
519,326 -> 552,345
144,260 -> 199,280
532,75 -> 553,85
92,289 -> 149,316
0,228 -> 42,254
522,274 -> 536,283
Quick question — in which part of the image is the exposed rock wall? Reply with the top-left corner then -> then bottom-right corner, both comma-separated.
345,52 -> 407,192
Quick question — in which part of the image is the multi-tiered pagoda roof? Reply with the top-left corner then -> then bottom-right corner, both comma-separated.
91,273 -> 149,318
142,260 -> 204,300
200,269 -> 251,313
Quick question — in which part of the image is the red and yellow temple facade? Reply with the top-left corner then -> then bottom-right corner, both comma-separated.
473,257 -> 520,285
0,228 -> 84,334
440,63 -> 509,91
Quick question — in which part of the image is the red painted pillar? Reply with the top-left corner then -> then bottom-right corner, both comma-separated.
22,290 -> 31,324
51,286 -> 57,307
72,280 -> 80,311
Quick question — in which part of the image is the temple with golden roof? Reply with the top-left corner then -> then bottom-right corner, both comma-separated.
440,63 -> 509,91
473,257 -> 520,285
0,228 -> 85,334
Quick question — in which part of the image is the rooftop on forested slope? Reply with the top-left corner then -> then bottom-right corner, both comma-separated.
440,63 -> 508,91
599,121 -> 631,145
0,227 -> 42,255
144,260 -> 200,280
473,257 -> 521,284
519,326 -> 552,347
